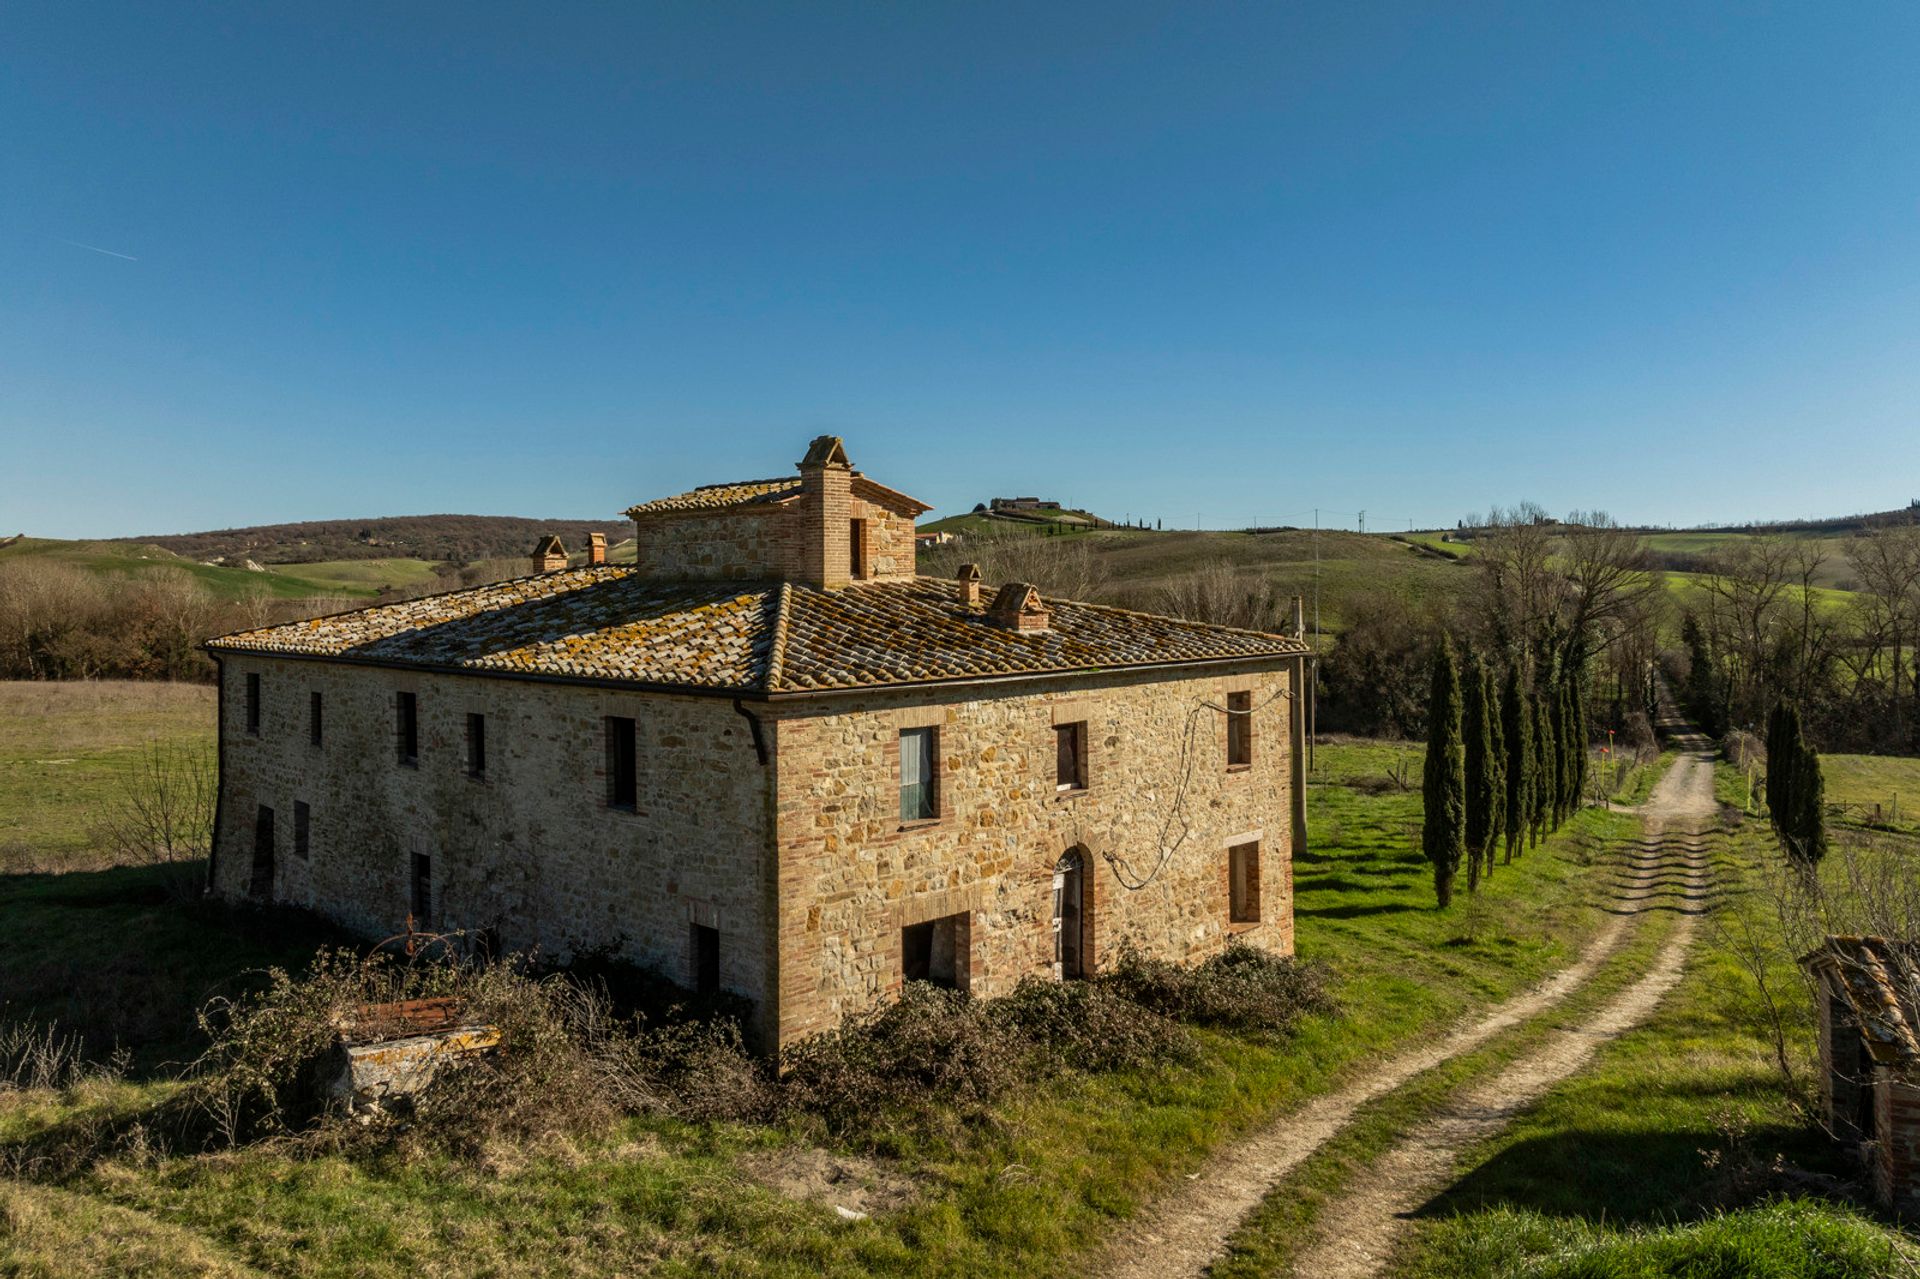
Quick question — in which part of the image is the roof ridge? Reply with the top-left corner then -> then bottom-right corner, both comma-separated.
764,579 -> 794,691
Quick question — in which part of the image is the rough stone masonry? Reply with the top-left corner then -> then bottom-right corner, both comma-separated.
207,437 -> 1312,1050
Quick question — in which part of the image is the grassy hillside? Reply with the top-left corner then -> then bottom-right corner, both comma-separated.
0,537 -> 375,601
922,527 -> 1469,634
121,514 -> 628,566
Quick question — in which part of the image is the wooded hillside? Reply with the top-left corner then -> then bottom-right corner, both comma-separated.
121,515 -> 627,565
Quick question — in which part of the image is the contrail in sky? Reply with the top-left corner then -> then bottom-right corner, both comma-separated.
57,237 -> 138,261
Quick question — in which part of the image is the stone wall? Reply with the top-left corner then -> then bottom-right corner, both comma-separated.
629,509 -> 792,582
627,482 -> 918,588
210,655 -> 780,1041
766,659 -> 1304,1046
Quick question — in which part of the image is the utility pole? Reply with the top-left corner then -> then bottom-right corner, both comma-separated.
1311,508 -> 1320,772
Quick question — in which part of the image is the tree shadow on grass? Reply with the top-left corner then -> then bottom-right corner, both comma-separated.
0,863 -> 350,1078
1409,1123 -> 1843,1228
1296,901 -> 1426,920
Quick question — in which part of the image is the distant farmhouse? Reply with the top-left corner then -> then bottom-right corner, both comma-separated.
206,438 -> 1310,1049
990,496 -> 1063,512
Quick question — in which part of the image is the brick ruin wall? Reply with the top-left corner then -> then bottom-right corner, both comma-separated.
766,661 -> 1303,1046
210,656 -> 780,1041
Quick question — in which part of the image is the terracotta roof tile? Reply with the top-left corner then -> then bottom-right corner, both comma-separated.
208,573 -> 1307,693
623,479 -> 801,518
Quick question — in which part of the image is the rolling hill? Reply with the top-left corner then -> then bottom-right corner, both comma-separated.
120,514 -> 629,566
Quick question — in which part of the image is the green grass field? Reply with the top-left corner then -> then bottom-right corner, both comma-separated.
0,537 -> 385,601
1821,752 -> 1920,835
0,694 -> 1655,1277
0,682 -> 215,861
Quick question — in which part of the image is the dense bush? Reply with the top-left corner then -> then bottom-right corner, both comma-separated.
1104,944 -> 1333,1034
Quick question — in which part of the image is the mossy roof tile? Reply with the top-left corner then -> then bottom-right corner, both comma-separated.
208,572 -> 1306,692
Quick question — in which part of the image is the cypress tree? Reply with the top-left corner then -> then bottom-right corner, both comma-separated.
1484,665 -> 1506,881
1560,682 -> 1580,822
1422,635 -> 1468,908
1547,682 -> 1568,828
1531,691 -> 1554,845
1501,665 -> 1531,863
1463,652 -> 1495,892
1796,735 -> 1828,863
1765,701 -> 1790,819
1567,680 -> 1588,812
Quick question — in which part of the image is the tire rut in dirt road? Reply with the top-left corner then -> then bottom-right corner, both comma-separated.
1088,747 -> 1716,1279
1281,748 -> 1719,1279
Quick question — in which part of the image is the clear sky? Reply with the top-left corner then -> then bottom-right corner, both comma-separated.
5,3 -> 1917,538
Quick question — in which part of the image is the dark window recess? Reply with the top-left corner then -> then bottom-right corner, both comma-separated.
692,924 -> 721,996
309,691 -> 323,746
396,692 -> 419,765
249,805 -> 275,898
899,727 -> 938,821
293,800 -> 310,860
1055,722 -> 1088,792
849,518 -> 868,579
245,673 -> 261,735
1229,841 -> 1261,923
466,712 -> 487,778
902,912 -> 967,990
410,853 -> 432,926
1226,691 -> 1253,768
606,716 -> 638,809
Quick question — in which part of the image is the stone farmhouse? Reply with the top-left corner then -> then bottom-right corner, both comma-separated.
206,437 -> 1312,1049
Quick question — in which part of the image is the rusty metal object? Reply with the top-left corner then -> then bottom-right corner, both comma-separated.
322,997 -> 501,1120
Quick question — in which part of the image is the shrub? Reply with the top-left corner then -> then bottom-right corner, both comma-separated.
1105,944 -> 1333,1034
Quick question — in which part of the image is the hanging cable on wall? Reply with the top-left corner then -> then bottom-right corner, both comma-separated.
1100,683 -> 1295,892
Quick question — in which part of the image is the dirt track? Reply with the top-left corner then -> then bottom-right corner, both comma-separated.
1091,737 -> 1718,1279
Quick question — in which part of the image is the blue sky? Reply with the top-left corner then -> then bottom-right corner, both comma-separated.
4,3 -> 1917,538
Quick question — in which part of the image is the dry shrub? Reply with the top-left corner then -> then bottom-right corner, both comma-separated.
0,1020 -> 114,1092
92,939 -> 1331,1162
780,983 -> 1025,1131
1105,943 -> 1333,1034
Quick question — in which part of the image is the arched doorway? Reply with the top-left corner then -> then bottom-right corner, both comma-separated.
1052,849 -> 1088,980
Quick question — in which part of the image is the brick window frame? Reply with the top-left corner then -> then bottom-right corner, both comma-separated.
892,706 -> 947,828
1228,838 -> 1262,925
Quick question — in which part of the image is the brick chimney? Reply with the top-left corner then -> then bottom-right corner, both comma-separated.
796,435 -> 854,590
987,582 -> 1051,632
587,532 -> 607,566
957,563 -> 982,608
531,534 -> 567,574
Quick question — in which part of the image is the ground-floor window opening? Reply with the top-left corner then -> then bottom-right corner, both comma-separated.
249,805 -> 275,898
692,923 -> 721,995
1229,840 -> 1261,923
902,912 -> 968,990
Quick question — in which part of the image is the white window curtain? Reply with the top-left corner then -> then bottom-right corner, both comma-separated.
900,728 -> 935,821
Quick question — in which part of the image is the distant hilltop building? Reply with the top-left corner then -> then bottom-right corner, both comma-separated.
990,496 -> 1062,512
205,437 -> 1310,1050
